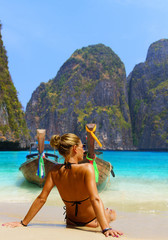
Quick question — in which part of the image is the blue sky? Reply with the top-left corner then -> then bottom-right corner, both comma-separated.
0,0 -> 168,109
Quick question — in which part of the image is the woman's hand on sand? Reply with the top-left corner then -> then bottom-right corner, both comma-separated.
103,229 -> 123,238
2,222 -> 23,228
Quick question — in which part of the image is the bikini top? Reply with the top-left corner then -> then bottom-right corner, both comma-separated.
62,197 -> 90,216
62,161 -> 74,169
61,162 -> 90,216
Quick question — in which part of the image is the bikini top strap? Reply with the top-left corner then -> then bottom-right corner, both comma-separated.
59,162 -> 75,169
64,162 -> 72,169
62,197 -> 90,216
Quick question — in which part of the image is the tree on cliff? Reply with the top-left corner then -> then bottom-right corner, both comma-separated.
26,44 -> 133,150
0,22 -> 30,149
128,39 -> 168,150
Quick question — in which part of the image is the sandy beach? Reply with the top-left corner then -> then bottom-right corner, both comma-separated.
1,202 -> 168,240
1,151 -> 168,239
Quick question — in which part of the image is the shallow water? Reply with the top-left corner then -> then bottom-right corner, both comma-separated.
0,151 -> 168,213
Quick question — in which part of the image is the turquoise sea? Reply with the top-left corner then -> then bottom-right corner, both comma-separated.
0,151 -> 168,213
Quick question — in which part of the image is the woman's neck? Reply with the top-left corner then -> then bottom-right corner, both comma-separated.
65,156 -> 78,164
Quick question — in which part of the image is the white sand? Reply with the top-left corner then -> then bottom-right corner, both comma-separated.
0,202 -> 168,240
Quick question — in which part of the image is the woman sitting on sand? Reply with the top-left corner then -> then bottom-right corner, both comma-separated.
3,133 -> 123,238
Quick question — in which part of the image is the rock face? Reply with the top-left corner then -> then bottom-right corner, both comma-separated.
128,39 -> 168,150
0,24 -> 30,149
26,44 -> 133,149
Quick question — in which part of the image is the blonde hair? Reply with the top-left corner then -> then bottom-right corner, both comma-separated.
50,133 -> 80,156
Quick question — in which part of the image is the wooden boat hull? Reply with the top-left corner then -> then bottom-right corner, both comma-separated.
20,153 -> 113,190
19,157 -> 58,187
96,157 -> 113,191
82,155 -> 114,191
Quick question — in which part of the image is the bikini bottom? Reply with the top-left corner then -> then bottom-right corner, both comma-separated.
66,217 -> 97,226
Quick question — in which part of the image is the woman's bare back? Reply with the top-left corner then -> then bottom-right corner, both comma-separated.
51,163 -> 96,222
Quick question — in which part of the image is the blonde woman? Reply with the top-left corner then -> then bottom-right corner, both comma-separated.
3,133 -> 123,238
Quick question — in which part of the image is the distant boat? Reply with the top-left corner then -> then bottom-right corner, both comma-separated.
19,129 -> 58,187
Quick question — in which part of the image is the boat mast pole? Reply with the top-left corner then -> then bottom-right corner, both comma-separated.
37,129 -> 46,154
86,123 -> 96,159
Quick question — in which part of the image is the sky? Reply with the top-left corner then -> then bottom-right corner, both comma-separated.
0,0 -> 168,110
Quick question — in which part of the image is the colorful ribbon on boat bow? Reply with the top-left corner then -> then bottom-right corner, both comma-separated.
37,152 -> 45,178
86,153 -> 99,183
85,125 -> 102,147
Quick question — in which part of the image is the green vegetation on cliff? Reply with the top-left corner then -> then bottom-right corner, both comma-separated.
128,39 -> 168,149
47,44 -> 127,127
26,44 -> 133,149
0,23 -> 30,146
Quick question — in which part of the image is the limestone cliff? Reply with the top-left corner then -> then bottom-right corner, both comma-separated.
0,23 -> 30,150
128,39 -> 168,150
26,44 -> 133,149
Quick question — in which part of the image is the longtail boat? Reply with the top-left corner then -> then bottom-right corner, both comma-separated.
82,123 -> 115,191
19,126 -> 114,190
19,129 -> 58,187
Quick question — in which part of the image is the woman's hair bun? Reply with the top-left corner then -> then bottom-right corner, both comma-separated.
50,135 -> 61,149
50,133 -> 80,156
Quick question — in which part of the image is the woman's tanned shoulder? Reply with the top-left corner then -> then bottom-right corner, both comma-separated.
80,162 -> 94,173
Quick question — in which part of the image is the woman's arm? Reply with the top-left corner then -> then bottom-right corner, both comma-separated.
2,171 -> 54,228
84,164 -> 123,237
